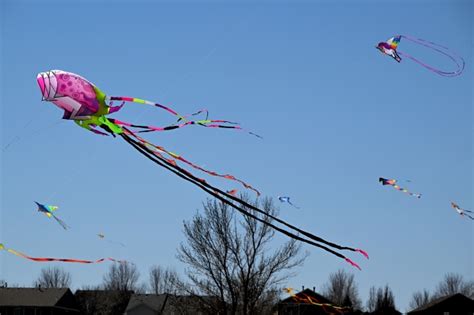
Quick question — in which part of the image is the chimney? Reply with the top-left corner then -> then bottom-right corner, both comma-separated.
313,286 -> 315,292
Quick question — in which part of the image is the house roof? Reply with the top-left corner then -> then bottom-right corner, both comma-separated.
125,293 -> 168,312
0,287 -> 73,307
75,289 -> 133,314
74,289 -> 133,300
408,293 -> 474,313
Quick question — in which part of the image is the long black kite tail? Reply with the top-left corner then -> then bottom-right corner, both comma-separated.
119,130 -> 367,269
123,128 -> 367,259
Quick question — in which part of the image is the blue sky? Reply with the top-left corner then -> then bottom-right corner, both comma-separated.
1,0 -> 472,311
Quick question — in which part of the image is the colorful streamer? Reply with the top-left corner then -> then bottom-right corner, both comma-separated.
0,243 -> 125,264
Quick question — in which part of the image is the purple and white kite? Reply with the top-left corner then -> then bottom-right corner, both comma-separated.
376,35 -> 465,77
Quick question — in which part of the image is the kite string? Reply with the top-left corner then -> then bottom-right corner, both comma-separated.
399,35 -> 465,76
2,119 -> 64,152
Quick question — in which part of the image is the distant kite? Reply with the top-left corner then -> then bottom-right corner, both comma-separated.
376,35 -> 465,76
98,233 -> 126,247
37,70 -> 368,270
451,202 -> 473,220
226,189 -> 238,196
0,243 -> 124,264
35,201 -> 69,230
379,178 -> 421,199
278,196 -> 300,209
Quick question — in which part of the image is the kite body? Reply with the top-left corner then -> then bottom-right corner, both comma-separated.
376,36 -> 402,62
35,201 -> 69,230
376,35 -> 464,76
37,70 -> 121,120
37,70 -> 123,136
379,178 -> 397,186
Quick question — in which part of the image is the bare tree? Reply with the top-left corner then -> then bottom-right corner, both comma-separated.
366,286 -> 377,312
322,269 -> 362,310
432,273 -> 474,299
366,285 -> 398,313
177,197 -> 307,315
409,289 -> 431,310
102,262 -> 140,292
34,266 -> 71,288
149,265 -> 181,294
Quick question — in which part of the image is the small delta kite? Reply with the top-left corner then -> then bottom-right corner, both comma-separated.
278,196 -> 300,209
376,35 -> 465,76
36,70 -> 368,269
35,201 -> 69,230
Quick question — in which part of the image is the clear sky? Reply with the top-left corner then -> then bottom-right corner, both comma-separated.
1,0 -> 472,312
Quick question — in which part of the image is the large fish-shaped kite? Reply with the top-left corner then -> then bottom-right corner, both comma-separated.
35,201 -> 69,230
36,70 -> 368,269
379,178 -> 421,199
376,35 -> 465,76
